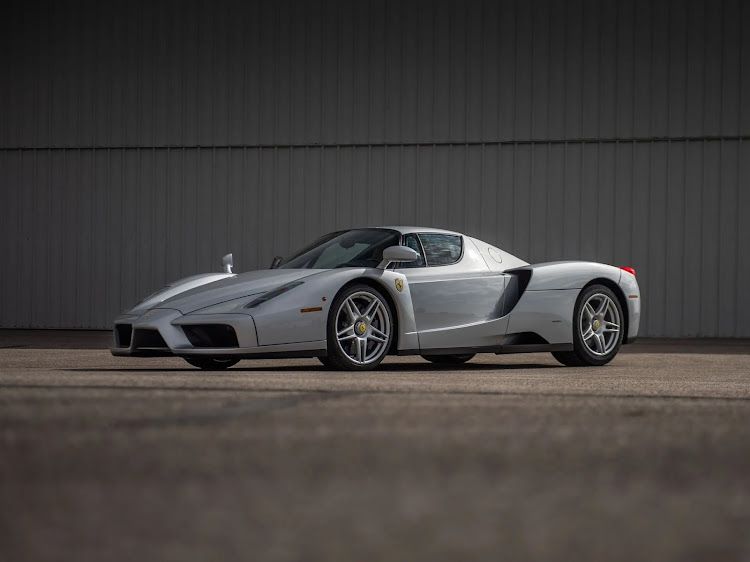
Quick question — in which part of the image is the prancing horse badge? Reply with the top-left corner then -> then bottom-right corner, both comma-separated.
394,278 -> 404,292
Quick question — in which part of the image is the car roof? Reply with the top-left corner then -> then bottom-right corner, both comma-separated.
376,226 -> 463,236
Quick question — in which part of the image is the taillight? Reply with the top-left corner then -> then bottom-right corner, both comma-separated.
620,267 -> 636,276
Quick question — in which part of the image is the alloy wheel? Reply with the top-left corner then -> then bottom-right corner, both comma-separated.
334,291 -> 391,365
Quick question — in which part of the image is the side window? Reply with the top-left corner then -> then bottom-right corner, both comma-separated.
418,234 -> 463,266
396,233 -> 426,268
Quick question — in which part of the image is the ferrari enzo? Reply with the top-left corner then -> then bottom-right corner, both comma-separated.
112,227 -> 640,370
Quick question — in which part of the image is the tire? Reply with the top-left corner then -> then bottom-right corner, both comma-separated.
184,357 -> 240,370
422,354 -> 475,365
317,356 -> 336,369
325,284 -> 394,371
552,284 -> 624,367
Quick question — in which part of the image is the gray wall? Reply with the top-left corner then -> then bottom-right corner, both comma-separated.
1,0 -> 748,336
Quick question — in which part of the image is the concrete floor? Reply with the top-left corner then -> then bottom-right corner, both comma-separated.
1,333 -> 749,561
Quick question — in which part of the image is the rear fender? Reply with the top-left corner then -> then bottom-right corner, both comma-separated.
504,261 -> 623,344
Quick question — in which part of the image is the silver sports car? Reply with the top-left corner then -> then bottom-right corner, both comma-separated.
112,227 -> 641,370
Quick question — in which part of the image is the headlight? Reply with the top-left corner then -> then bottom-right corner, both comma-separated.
123,285 -> 172,313
244,281 -> 305,308
142,286 -> 171,301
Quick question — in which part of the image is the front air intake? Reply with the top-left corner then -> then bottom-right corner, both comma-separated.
131,329 -> 168,350
182,325 -> 239,348
115,324 -> 132,347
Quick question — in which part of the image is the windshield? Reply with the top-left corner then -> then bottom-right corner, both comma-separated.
280,229 -> 401,269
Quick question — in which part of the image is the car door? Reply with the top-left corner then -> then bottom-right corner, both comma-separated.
395,233 -> 510,351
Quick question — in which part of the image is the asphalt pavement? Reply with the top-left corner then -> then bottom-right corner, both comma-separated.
1,331 -> 749,561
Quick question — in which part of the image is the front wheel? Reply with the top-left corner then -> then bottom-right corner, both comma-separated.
184,357 -> 240,370
325,284 -> 394,371
422,354 -> 475,365
553,284 -> 624,367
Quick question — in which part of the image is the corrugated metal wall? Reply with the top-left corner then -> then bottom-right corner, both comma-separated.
1,0 -> 748,336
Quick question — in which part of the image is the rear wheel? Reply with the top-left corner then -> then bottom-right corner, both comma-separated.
184,357 -> 240,370
553,284 -> 624,367
422,354 -> 475,365
325,284 -> 394,371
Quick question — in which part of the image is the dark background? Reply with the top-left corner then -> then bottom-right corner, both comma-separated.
1,0 -> 748,335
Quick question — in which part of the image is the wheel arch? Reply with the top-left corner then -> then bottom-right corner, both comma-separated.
331,277 -> 401,354
581,277 -> 630,344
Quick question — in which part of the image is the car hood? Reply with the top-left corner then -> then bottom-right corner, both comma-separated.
158,269 -> 321,314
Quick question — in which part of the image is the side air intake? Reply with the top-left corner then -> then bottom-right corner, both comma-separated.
499,268 -> 533,316
182,325 -> 239,348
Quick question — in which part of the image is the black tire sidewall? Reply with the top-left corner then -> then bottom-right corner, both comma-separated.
571,285 -> 624,366
326,284 -> 394,371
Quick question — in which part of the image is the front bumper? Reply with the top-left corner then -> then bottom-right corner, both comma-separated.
111,308 -> 324,358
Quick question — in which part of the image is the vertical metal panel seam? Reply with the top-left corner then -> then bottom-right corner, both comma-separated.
577,141 -> 583,261
736,0 -> 744,334
681,140 -> 689,333
698,139 -> 705,333
613,141 -> 619,260
734,138 -> 750,337
545,0 -> 552,137
596,0 -> 603,138
701,0 -> 708,135
289,146 -> 294,251
719,0 -> 725,132
90,148 -> 96,326
463,0 -> 470,144
103,147 -> 110,327
646,141 -> 653,334
628,141 -> 635,268
543,142 -> 550,258
165,147 -> 171,286
510,143 -> 517,251
31,149 -> 37,326
257,146 -> 263,269
562,142 -> 568,253
512,1 -> 519,139
45,149 -> 52,326
716,138 -> 723,333
663,139 -> 670,333
72,148 -> 79,327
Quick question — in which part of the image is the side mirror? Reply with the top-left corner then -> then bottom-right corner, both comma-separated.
270,256 -> 283,269
378,246 -> 419,269
222,253 -> 233,274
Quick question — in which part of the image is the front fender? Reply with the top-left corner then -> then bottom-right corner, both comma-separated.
249,268 -> 418,350
126,273 -> 236,316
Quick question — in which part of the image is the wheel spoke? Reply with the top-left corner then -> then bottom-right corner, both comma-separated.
369,331 -> 387,343
345,299 -> 359,322
584,303 -> 595,320
337,325 -> 355,337
594,333 -> 605,353
354,337 -> 366,363
339,333 -> 357,342
371,325 -> 387,338
603,320 -> 619,332
582,327 -> 595,341
362,298 -> 379,320
595,297 -> 609,316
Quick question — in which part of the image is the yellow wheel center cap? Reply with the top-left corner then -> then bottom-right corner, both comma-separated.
357,322 -> 367,334
593,320 -> 600,330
